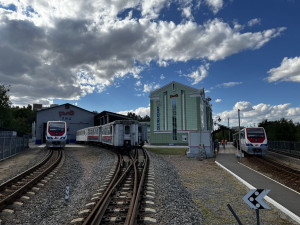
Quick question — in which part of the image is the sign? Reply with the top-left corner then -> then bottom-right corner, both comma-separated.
65,184 -> 69,202
59,110 -> 75,117
243,189 -> 270,209
170,94 -> 178,98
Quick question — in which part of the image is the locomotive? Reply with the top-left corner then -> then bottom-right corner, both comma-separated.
46,121 -> 67,148
233,127 -> 268,155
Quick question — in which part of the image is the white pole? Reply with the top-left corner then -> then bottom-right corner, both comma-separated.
238,109 -> 241,159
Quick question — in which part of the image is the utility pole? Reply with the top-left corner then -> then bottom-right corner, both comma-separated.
228,116 -> 230,142
238,109 -> 242,159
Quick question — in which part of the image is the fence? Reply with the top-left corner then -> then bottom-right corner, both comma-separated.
268,140 -> 300,156
0,136 -> 29,161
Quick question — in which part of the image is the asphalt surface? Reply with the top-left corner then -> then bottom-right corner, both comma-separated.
216,144 -> 300,223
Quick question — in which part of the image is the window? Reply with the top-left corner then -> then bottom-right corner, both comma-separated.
164,91 -> 167,130
156,106 -> 160,130
172,83 -> 175,91
172,98 -> 177,140
181,90 -> 185,130
125,125 -> 130,134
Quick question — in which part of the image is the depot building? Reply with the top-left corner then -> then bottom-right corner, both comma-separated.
35,103 -> 96,144
149,81 -> 213,157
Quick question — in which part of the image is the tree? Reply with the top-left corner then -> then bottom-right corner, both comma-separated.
259,118 -> 297,141
127,112 -> 150,122
0,84 -> 12,127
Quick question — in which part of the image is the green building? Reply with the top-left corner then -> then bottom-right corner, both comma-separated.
149,81 -> 213,157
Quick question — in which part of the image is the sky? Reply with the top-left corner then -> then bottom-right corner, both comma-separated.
0,0 -> 300,128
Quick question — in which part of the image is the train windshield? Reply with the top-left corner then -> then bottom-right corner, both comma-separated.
246,128 -> 264,138
49,122 -> 65,132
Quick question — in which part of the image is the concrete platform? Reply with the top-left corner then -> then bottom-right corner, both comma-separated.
215,144 -> 300,224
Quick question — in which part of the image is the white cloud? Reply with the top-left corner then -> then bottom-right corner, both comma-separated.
186,63 -> 210,85
143,82 -> 160,93
233,101 -> 254,112
248,18 -> 261,27
217,81 -> 243,88
267,56 -> 300,83
215,98 -> 222,103
0,1 -> 286,105
118,105 -> 150,117
136,80 -> 142,86
205,0 -> 223,14
216,101 -> 300,127
160,74 -> 165,80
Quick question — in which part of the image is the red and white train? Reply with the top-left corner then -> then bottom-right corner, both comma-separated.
233,127 -> 268,155
76,120 -> 148,150
46,121 -> 67,148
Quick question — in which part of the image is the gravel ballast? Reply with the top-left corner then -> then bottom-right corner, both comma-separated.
0,145 -> 115,225
0,144 -> 298,225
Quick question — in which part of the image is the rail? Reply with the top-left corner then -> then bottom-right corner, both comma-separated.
82,148 -> 149,225
0,149 -> 62,210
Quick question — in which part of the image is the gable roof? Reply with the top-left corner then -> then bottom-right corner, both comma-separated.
36,103 -> 96,115
95,110 -> 130,119
149,81 -> 203,97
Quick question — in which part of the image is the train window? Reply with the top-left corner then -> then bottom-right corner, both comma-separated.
125,125 -> 130,134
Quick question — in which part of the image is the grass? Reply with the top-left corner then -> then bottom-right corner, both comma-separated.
144,147 -> 187,155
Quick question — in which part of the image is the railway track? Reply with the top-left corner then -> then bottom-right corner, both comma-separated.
72,148 -> 156,225
0,149 -> 63,211
250,156 -> 300,192
268,148 -> 300,159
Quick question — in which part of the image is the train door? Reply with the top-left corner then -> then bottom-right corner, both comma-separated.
124,124 -> 131,147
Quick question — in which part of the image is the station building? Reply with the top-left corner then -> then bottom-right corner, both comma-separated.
149,81 -> 213,157
35,103 -> 96,144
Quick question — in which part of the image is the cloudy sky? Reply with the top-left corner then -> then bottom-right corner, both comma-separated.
1,0 -> 300,128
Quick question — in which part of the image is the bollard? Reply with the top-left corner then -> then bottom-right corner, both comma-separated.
65,185 -> 69,203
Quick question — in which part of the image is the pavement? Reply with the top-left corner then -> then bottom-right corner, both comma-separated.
215,144 -> 300,224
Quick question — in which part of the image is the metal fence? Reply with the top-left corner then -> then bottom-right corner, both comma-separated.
268,140 -> 300,156
0,136 -> 29,161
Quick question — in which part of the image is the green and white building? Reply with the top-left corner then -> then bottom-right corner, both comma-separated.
149,81 -> 213,157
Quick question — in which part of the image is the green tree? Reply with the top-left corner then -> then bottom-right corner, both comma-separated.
127,112 -> 150,122
259,118 -> 297,141
0,84 -> 12,127
10,105 -> 36,134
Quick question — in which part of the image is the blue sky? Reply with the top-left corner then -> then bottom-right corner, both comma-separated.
0,0 -> 299,127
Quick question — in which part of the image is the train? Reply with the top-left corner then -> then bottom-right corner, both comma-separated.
76,120 -> 149,150
46,121 -> 67,148
233,127 -> 268,155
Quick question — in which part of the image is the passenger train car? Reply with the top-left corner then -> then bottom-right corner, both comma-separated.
233,127 -> 268,155
46,121 -> 67,148
76,120 -> 148,150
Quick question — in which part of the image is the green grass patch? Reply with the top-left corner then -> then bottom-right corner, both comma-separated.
145,147 -> 187,155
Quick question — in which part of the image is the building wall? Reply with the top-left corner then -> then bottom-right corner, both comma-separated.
149,81 -> 212,146
35,104 -> 95,144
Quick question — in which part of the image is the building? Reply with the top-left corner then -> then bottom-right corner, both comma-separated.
94,111 -> 131,126
149,81 -> 213,157
35,103 -> 96,144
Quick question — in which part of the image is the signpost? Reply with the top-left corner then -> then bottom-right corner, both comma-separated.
243,189 -> 270,225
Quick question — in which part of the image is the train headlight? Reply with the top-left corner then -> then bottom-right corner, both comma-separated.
246,143 -> 253,146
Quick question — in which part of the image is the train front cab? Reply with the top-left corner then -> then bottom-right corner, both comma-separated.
241,128 -> 268,155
